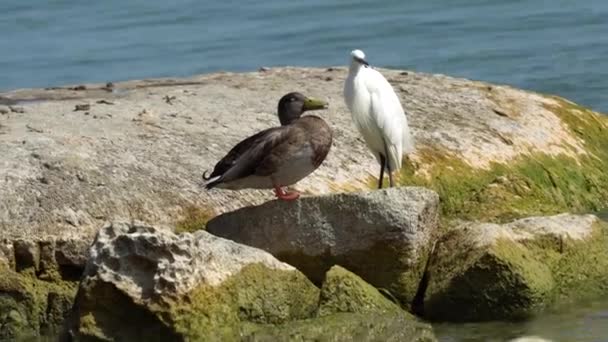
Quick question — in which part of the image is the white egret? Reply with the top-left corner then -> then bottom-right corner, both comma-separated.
343,49 -> 414,188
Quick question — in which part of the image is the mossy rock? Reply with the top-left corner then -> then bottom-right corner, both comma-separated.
0,265 -> 78,340
422,214 -> 608,322
317,265 -> 405,317
238,265 -> 439,341
169,263 -> 320,341
69,263 -> 320,341
241,312 -> 437,342
424,237 -> 554,321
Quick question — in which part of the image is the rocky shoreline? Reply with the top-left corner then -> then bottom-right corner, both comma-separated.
1,67 -> 608,340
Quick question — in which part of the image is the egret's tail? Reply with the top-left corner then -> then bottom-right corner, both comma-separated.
402,124 -> 415,155
386,145 -> 402,172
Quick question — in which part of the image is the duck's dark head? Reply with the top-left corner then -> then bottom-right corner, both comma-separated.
277,92 -> 328,125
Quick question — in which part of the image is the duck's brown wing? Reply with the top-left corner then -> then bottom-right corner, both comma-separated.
204,126 -> 294,189
204,127 -> 276,180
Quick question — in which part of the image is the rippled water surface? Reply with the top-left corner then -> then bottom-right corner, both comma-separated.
1,1 -> 607,112
435,298 -> 608,341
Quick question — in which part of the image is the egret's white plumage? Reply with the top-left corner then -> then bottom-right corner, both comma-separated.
343,49 -> 414,188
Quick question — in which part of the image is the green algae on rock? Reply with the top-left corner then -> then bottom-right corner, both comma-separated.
166,263 -> 319,341
317,265 -> 404,317
66,222 -> 320,341
394,91 -> 608,222
241,265 -> 437,341
173,205 -> 215,234
0,251 -> 79,340
422,214 -> 608,322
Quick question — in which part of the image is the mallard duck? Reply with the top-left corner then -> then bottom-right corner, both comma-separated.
203,92 -> 332,201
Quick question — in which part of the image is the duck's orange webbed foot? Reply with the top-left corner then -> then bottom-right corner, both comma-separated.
273,186 -> 300,201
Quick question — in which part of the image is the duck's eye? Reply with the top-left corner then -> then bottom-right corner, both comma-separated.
290,97 -> 295,102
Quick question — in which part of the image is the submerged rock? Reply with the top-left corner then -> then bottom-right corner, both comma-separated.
65,221 -> 319,341
243,312 -> 437,342
422,213 -> 608,322
207,187 -> 439,306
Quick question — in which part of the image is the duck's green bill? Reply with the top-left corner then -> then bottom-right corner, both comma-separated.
303,98 -> 329,111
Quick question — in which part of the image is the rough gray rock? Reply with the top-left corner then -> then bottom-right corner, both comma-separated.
422,213 -> 608,322
66,221 -> 321,341
0,236 -> 90,276
79,221 -> 296,298
207,186 -> 440,304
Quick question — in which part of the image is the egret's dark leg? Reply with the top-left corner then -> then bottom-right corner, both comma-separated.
378,154 -> 386,189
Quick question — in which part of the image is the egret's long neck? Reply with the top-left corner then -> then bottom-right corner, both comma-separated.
348,60 -> 362,76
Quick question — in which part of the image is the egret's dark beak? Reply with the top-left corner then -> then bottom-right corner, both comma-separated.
355,57 -> 369,66
303,97 -> 329,111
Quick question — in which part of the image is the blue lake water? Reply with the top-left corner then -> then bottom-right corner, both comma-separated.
1,0 -> 607,113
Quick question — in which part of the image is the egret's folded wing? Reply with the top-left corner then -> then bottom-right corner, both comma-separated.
366,69 -> 406,170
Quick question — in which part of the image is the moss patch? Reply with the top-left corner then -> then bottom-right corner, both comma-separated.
392,98 -> 608,222
71,263 -> 319,341
397,149 -> 606,222
174,205 -> 215,233
317,265 -> 404,317
424,235 -> 554,322
0,264 -> 78,340
166,263 -> 319,341
544,222 -> 608,304
275,239 -> 429,307
66,278 -> 179,342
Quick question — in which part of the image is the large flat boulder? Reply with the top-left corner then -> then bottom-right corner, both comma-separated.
421,213 -> 608,322
207,186 -> 439,306
2,67 -> 608,244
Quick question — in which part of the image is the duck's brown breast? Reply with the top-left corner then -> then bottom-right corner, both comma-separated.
297,116 -> 333,168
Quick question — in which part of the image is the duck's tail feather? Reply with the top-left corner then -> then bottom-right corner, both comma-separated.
204,177 -> 222,190
202,171 -> 223,190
